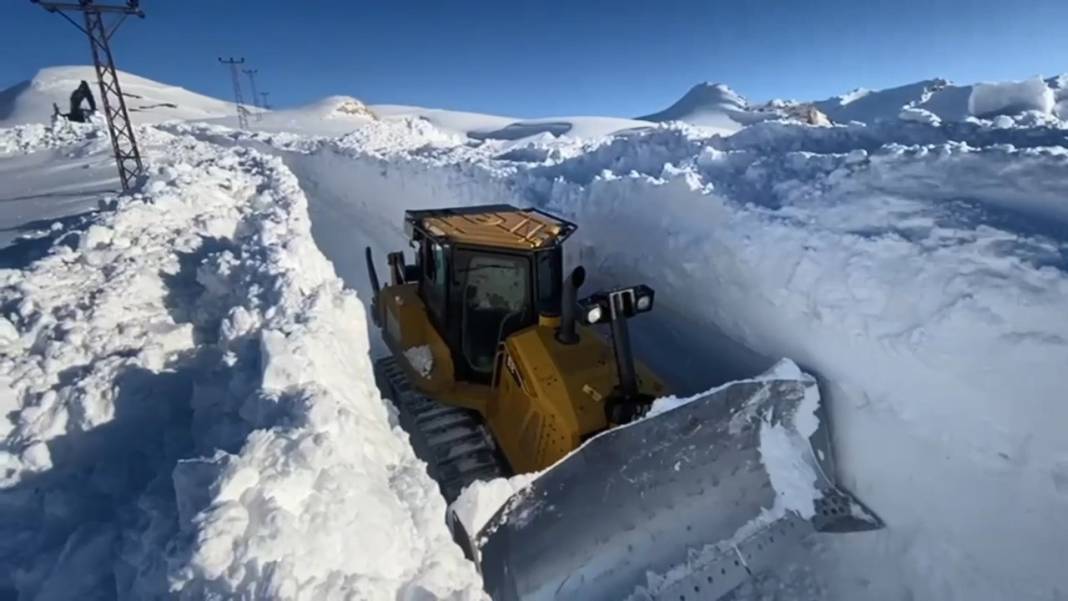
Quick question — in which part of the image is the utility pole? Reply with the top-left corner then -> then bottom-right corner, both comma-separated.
260,91 -> 271,110
218,57 -> 249,129
31,0 -> 146,193
242,68 -> 262,121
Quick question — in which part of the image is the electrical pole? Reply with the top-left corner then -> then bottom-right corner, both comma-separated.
242,68 -> 262,121
31,0 -> 146,193
260,91 -> 270,110
218,57 -> 249,129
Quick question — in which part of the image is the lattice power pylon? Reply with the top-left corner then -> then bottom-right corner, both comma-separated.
32,0 -> 146,193
219,57 -> 250,129
242,68 -> 263,121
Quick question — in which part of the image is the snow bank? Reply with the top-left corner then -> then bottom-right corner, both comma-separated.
969,77 -> 1056,118
0,124 -> 483,599
0,116 -> 105,156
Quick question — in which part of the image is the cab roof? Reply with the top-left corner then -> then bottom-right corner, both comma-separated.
405,204 -> 577,250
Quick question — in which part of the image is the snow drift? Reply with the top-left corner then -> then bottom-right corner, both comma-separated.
0,123 -> 483,600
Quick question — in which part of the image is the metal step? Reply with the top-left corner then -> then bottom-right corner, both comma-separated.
375,357 -> 509,503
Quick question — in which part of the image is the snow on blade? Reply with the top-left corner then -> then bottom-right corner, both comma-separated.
404,345 -> 434,378
450,473 -> 537,540
757,369 -> 821,520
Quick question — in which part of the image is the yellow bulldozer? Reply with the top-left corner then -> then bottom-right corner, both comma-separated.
367,204 -> 881,601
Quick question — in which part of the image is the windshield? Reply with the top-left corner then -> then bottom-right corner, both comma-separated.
457,252 -> 531,375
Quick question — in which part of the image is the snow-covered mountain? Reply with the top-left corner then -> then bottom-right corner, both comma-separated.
642,75 -> 1068,131
814,75 -> 1068,124
637,82 -> 763,133
1,66 -> 1067,601
0,66 -> 236,127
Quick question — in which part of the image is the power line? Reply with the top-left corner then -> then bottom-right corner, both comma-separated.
31,0 -> 146,193
242,68 -> 263,121
218,57 -> 250,129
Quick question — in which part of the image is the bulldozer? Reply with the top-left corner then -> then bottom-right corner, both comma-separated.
367,204 -> 882,601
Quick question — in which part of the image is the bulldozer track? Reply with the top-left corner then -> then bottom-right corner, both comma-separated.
375,356 -> 508,502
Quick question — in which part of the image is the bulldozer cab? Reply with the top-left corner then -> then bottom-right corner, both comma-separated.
406,205 -> 573,383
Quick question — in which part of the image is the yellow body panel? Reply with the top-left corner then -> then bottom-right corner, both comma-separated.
378,280 -> 666,473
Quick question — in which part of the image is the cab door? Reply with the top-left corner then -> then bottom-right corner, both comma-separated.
450,248 -> 534,383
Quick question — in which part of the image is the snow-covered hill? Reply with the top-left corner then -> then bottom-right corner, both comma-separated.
0,66 -> 236,127
2,67 -> 1067,601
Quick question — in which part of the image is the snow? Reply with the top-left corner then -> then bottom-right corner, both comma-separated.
639,82 -> 757,134
756,365 -> 822,521
449,473 -> 537,540
372,105 -> 652,141
3,64 -> 1068,601
898,106 -> 942,125
969,76 -> 1056,117
404,345 -> 434,378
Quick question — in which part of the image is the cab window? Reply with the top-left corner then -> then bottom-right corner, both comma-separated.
421,240 -> 448,323
454,251 -> 532,377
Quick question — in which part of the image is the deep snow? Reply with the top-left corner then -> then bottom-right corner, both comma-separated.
0,123 -> 483,600
2,66 -> 1068,601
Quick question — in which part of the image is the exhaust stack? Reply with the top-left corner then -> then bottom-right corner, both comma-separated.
556,266 -> 586,345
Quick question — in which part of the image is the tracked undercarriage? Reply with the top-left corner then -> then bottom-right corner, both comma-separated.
375,356 -> 507,502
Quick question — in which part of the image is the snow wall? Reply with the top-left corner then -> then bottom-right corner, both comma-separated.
0,125 -> 484,600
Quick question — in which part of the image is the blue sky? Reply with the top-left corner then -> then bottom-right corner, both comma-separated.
3,0 -> 1067,117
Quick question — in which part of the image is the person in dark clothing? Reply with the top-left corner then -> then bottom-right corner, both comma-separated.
52,80 -> 97,123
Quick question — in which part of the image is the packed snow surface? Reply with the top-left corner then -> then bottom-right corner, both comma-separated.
450,473 -> 537,540
3,65 -> 1068,601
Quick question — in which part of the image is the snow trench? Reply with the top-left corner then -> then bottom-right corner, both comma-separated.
210,118 -> 1068,601
0,126 -> 483,600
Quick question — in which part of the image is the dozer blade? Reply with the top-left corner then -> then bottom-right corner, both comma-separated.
468,366 -> 881,601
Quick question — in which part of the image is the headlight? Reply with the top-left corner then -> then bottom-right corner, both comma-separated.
635,294 -> 652,312
585,305 -> 604,324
